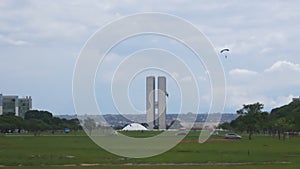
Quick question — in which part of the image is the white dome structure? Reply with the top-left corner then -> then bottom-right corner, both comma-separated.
121,123 -> 148,131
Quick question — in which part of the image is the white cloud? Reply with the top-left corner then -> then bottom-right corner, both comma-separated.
229,68 -> 258,76
266,95 -> 297,109
0,0 -> 119,42
265,60 -> 300,72
226,93 -> 297,112
226,60 -> 300,112
0,34 -> 31,46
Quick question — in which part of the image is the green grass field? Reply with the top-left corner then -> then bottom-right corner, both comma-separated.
0,131 -> 299,169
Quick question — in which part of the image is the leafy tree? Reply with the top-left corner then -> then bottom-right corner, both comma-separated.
274,117 -> 293,140
24,119 -> 49,135
217,101 -> 300,139
236,102 -> 264,140
25,110 -> 53,124
270,100 -> 300,132
0,115 -> 24,133
294,113 -> 300,131
49,117 -> 63,130
260,111 -> 271,134
0,109 -> 82,134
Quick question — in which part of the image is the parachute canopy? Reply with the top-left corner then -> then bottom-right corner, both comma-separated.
220,48 -> 230,53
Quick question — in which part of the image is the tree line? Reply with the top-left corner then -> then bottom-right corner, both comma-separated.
1,100 -> 300,138
219,100 -> 300,140
0,110 -> 81,134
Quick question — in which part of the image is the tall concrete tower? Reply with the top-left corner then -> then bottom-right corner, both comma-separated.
158,76 -> 166,130
146,76 -> 167,130
146,76 -> 155,129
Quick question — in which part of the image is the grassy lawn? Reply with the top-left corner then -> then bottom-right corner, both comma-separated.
0,131 -> 299,168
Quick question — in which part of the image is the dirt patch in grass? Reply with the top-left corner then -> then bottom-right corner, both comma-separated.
80,163 -> 100,166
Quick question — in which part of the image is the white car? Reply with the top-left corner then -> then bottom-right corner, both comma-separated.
224,133 -> 242,139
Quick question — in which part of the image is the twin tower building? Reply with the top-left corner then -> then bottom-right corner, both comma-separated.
146,76 -> 167,130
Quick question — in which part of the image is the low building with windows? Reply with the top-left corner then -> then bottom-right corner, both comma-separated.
0,94 -> 32,118
18,96 -> 32,118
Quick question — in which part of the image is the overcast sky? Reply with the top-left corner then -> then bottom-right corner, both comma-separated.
1,0 -> 300,115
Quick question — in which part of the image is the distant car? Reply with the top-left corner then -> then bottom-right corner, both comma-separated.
224,133 -> 242,139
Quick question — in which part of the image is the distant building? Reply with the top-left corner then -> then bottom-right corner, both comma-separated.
1,95 -> 19,116
292,96 -> 300,102
0,94 -> 32,118
121,123 -> 148,131
18,96 -> 32,118
146,76 -> 167,130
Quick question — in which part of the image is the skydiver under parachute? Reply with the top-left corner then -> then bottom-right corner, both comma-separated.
220,48 -> 230,59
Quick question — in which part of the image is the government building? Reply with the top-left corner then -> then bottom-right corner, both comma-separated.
0,94 -> 32,118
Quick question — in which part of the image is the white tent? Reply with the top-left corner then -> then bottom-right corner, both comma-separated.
121,123 -> 148,131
